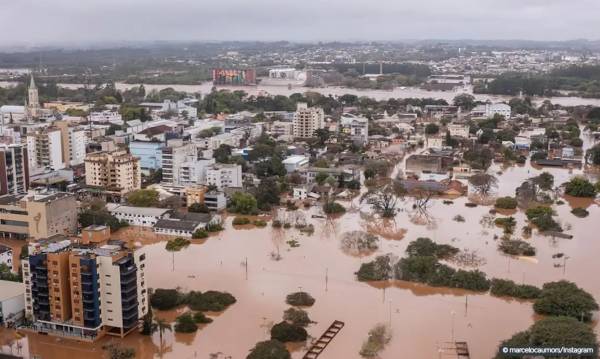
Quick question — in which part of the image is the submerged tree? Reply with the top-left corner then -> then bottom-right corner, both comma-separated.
364,184 -> 402,218
359,323 -> 393,357
469,173 -> 498,196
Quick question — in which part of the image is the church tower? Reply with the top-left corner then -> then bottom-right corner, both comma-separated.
27,73 -> 40,119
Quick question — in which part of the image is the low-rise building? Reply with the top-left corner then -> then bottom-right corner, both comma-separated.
105,204 -> 171,227
0,280 -> 25,327
153,212 -> 219,237
406,155 -> 453,174
471,103 -> 511,119
0,191 -> 77,240
340,115 -> 369,144
185,186 -> 208,207
300,166 -> 361,184
204,191 -> 227,211
282,155 -> 309,173
447,124 -> 470,138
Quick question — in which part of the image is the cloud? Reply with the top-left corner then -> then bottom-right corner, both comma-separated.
1,0 -> 599,46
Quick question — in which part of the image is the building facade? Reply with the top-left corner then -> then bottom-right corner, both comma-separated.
129,141 -> 164,173
54,121 -> 87,167
0,191 -> 77,240
22,228 -> 148,340
0,144 -> 29,196
27,129 -> 65,172
206,164 -> 242,190
293,103 -> 324,138
84,150 -> 141,195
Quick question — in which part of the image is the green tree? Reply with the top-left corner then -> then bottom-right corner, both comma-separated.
247,340 -> 291,359
270,321 -> 308,342
495,317 -> 598,359
188,203 -> 210,213
453,94 -> 476,110
314,128 -> 331,145
150,289 -> 183,310
283,307 -> 311,327
213,144 -> 232,163
564,177 -> 597,197
425,123 -> 440,135
315,172 -> 329,185
533,281 -> 599,321
255,177 -> 281,210
587,144 -> 600,165
174,313 -> 198,333
531,172 -> 554,191
127,189 -> 160,207
228,192 -> 258,214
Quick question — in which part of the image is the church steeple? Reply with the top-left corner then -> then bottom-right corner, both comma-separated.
27,71 -> 40,120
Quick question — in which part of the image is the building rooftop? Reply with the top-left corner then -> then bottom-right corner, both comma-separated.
155,219 -> 200,232
106,203 -> 171,217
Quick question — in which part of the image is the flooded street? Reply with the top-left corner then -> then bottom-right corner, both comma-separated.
2,135 -> 600,359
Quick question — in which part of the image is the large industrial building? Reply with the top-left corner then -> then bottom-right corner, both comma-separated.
212,68 -> 256,85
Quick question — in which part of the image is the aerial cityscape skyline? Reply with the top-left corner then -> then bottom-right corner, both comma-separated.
1,3 -> 600,358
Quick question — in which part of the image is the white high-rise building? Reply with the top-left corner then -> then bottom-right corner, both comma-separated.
293,103 -> 324,138
0,144 -> 29,195
26,129 -> 65,172
206,163 -> 242,190
55,121 -> 87,167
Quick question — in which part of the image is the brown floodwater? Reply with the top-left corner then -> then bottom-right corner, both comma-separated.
2,134 -> 600,359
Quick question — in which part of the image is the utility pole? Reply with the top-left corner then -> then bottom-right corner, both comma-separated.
563,256 -> 570,276
325,268 -> 328,291
388,300 -> 392,327
245,257 -> 248,280
451,310 -> 456,342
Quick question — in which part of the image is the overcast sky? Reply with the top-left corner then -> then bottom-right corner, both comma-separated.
2,0 -> 600,46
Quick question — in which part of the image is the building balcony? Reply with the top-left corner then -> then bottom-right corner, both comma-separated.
122,300 -> 138,312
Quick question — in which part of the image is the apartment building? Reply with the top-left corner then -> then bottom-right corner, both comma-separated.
54,121 -> 87,167
471,103 -> 512,119
270,121 -> 294,137
195,132 -> 242,150
340,115 -> 369,144
84,150 -> 141,195
26,128 -> 65,172
161,141 -> 215,187
0,191 -> 77,240
22,226 -> 148,340
206,163 -> 242,190
0,144 -> 29,196
293,103 -> 324,138
129,141 -> 164,174
447,124 -> 470,138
